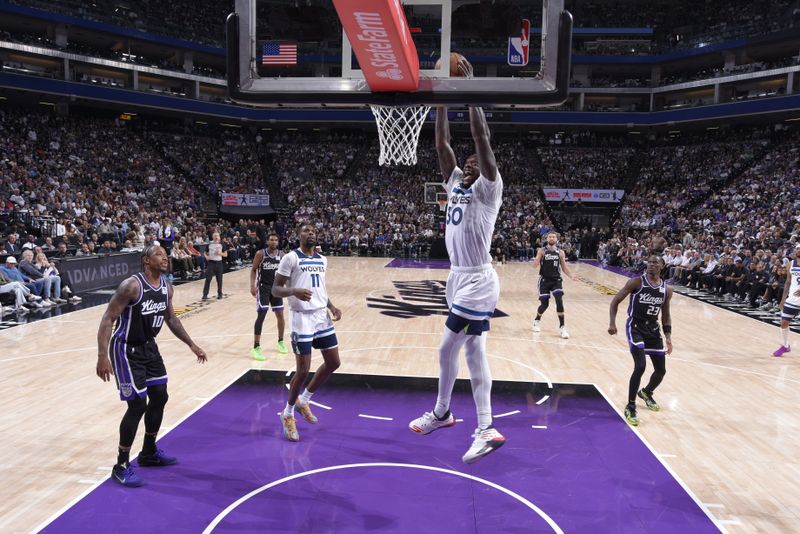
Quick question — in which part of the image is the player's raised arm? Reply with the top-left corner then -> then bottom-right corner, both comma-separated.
469,106 -> 498,182
435,106 -> 457,181
608,277 -> 642,335
96,277 -> 139,381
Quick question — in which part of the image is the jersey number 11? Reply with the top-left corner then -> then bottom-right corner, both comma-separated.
311,273 -> 321,288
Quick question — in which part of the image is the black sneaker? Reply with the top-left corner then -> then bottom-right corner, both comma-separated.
137,448 -> 177,467
217,294 -> 223,300
202,295 -> 209,301
637,389 -> 660,411
624,404 -> 640,426
111,463 -> 144,487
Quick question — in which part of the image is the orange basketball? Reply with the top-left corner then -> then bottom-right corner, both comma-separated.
449,52 -> 466,77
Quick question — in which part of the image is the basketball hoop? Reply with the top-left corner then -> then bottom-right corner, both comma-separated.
369,104 -> 431,166
436,197 -> 448,213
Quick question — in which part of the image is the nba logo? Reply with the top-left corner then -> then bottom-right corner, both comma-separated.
507,19 -> 530,67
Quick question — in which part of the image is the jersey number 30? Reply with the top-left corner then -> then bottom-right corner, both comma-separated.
447,206 -> 463,226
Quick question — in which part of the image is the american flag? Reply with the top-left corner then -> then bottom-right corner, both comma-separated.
261,42 -> 297,66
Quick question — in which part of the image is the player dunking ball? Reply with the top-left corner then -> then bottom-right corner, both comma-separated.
773,244 -> 800,357
532,231 -> 576,338
96,245 -> 207,487
272,223 -> 342,442
608,254 -> 673,426
409,56 -> 505,464
250,232 -> 288,360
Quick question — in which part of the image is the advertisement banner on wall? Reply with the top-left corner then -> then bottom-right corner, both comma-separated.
59,253 -> 141,293
220,193 -> 270,207
543,188 -> 625,203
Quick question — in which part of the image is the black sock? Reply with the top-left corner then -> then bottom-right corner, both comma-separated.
142,433 -> 157,455
434,409 -> 450,421
535,314 -> 542,321
558,315 -> 565,327
117,447 -> 130,467
254,341 -> 260,349
278,338 -> 283,342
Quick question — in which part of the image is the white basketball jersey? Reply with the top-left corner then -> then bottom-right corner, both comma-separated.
444,167 -> 503,268
276,249 -> 329,312
788,259 -> 800,307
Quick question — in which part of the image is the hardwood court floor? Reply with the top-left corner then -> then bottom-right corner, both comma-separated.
0,257 -> 798,533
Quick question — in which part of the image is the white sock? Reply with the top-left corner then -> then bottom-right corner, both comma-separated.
299,389 -> 314,405
283,403 -> 295,417
464,332 -> 493,430
434,326 -> 467,419
782,327 -> 790,348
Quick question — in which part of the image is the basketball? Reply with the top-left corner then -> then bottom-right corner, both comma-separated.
449,52 -> 467,77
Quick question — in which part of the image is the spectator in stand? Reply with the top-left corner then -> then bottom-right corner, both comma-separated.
19,249 -> 63,305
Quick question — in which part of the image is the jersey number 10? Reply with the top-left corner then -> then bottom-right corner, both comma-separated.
152,315 -> 165,328
311,273 -> 321,288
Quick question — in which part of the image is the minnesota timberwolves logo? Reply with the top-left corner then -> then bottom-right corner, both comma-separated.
367,280 -> 509,319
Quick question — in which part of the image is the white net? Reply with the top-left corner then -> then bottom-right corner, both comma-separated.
369,104 -> 431,166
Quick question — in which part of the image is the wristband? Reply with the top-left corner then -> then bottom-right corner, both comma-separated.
663,325 -> 672,335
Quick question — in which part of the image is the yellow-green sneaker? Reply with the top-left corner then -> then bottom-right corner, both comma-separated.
277,340 -> 288,354
624,405 -> 640,426
637,389 -> 660,412
250,346 -> 265,361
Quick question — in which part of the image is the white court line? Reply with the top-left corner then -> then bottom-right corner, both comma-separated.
202,463 -> 564,534
455,418 -> 464,422
718,519 -> 742,526
659,453 -> 677,458
531,425 -> 548,429
358,414 -> 393,421
193,397 -> 209,402
703,503 -> 725,509
32,371 -> 245,534
77,479 -> 102,485
310,400 -> 332,410
536,395 -> 550,405
494,410 -> 520,418
592,384 -> 728,534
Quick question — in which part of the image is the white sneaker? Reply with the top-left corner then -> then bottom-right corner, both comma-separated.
29,300 -> 44,308
28,294 -> 43,302
13,305 -> 29,314
42,300 -> 56,307
532,319 -> 541,333
69,295 -> 82,303
560,326 -> 570,339
462,426 -> 506,464
408,411 -> 456,435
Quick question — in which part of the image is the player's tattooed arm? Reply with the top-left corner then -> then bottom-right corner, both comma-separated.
469,107 -> 498,181
165,284 -> 207,363
531,247 -> 544,268
250,250 -> 263,297
272,272 -> 312,301
608,277 -> 641,335
559,250 -> 577,281
96,277 -> 139,381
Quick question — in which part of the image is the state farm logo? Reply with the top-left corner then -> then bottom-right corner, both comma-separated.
376,68 -> 403,80
353,12 -> 404,77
